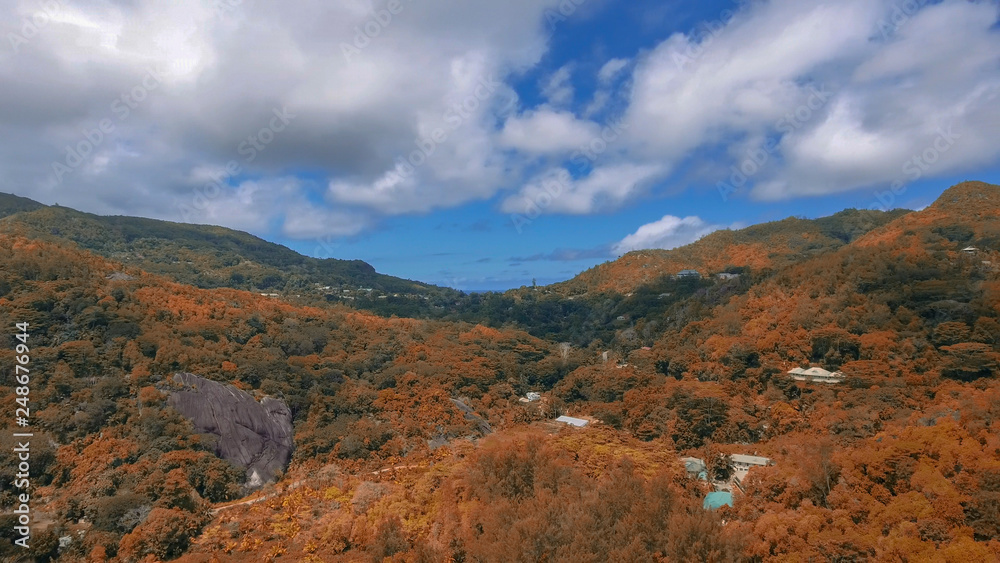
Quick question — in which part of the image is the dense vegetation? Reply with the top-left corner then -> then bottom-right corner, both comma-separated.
0,181 -> 997,561
0,194 -> 908,344
554,208 -> 911,295
0,196 -> 461,309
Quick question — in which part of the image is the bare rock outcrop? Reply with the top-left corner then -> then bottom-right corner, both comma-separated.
166,373 -> 293,488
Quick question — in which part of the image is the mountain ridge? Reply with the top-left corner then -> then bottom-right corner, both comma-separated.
0,193 -> 458,308
550,207 -> 913,295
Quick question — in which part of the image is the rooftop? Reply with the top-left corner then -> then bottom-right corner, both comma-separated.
555,415 -> 589,427
788,367 -> 845,381
730,454 -> 771,466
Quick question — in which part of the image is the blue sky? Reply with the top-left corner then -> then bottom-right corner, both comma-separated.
2,0 -> 999,290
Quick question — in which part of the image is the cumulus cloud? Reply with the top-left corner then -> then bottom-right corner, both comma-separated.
1,0 -> 997,247
499,109 -> 601,154
501,163 -> 667,215
0,0 -> 562,236
613,215 -> 723,254
597,58 -> 629,84
586,58 -> 631,117
752,1 -> 1000,199
541,64 -> 575,106
622,0 -> 1000,199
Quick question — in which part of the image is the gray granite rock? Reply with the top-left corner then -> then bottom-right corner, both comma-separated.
166,373 -> 293,487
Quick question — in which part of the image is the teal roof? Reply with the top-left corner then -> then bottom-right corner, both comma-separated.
703,491 -> 733,510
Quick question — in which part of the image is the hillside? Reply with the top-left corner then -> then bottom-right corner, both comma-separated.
0,181 -> 998,561
553,207 -> 912,295
0,233 -> 569,560
0,192 -> 47,218
855,180 -> 1000,250
457,207 -> 912,346
0,194 -> 459,310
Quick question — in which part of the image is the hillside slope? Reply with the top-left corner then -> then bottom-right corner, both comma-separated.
642,181 -> 1000,386
0,194 -> 457,305
554,207 -> 911,295
0,232 -> 562,560
0,182 -> 998,561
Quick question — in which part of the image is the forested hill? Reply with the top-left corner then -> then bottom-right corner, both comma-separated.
0,193 -> 460,306
552,207 -> 913,295
0,192 -> 46,218
479,181 -> 998,347
0,181 -> 998,560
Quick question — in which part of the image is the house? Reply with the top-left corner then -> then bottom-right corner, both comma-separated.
730,454 -> 772,484
555,415 -> 588,427
730,454 -> 771,471
716,273 -> 740,280
788,366 -> 845,384
963,246 -> 978,254
677,269 -> 701,279
681,457 -> 708,481
525,392 -> 541,402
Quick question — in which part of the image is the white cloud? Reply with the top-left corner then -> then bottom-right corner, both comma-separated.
597,58 -> 629,83
752,0 -> 1000,199
0,0 -> 563,236
2,0 -> 998,244
586,58 -> 631,117
541,64 -> 575,106
499,108 -> 600,154
621,0 -> 1000,200
613,215 -> 722,254
501,163 -> 666,215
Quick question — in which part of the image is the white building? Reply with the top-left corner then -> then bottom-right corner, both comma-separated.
730,454 -> 771,470
730,454 -> 772,484
788,366 -> 845,384
555,415 -> 589,427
